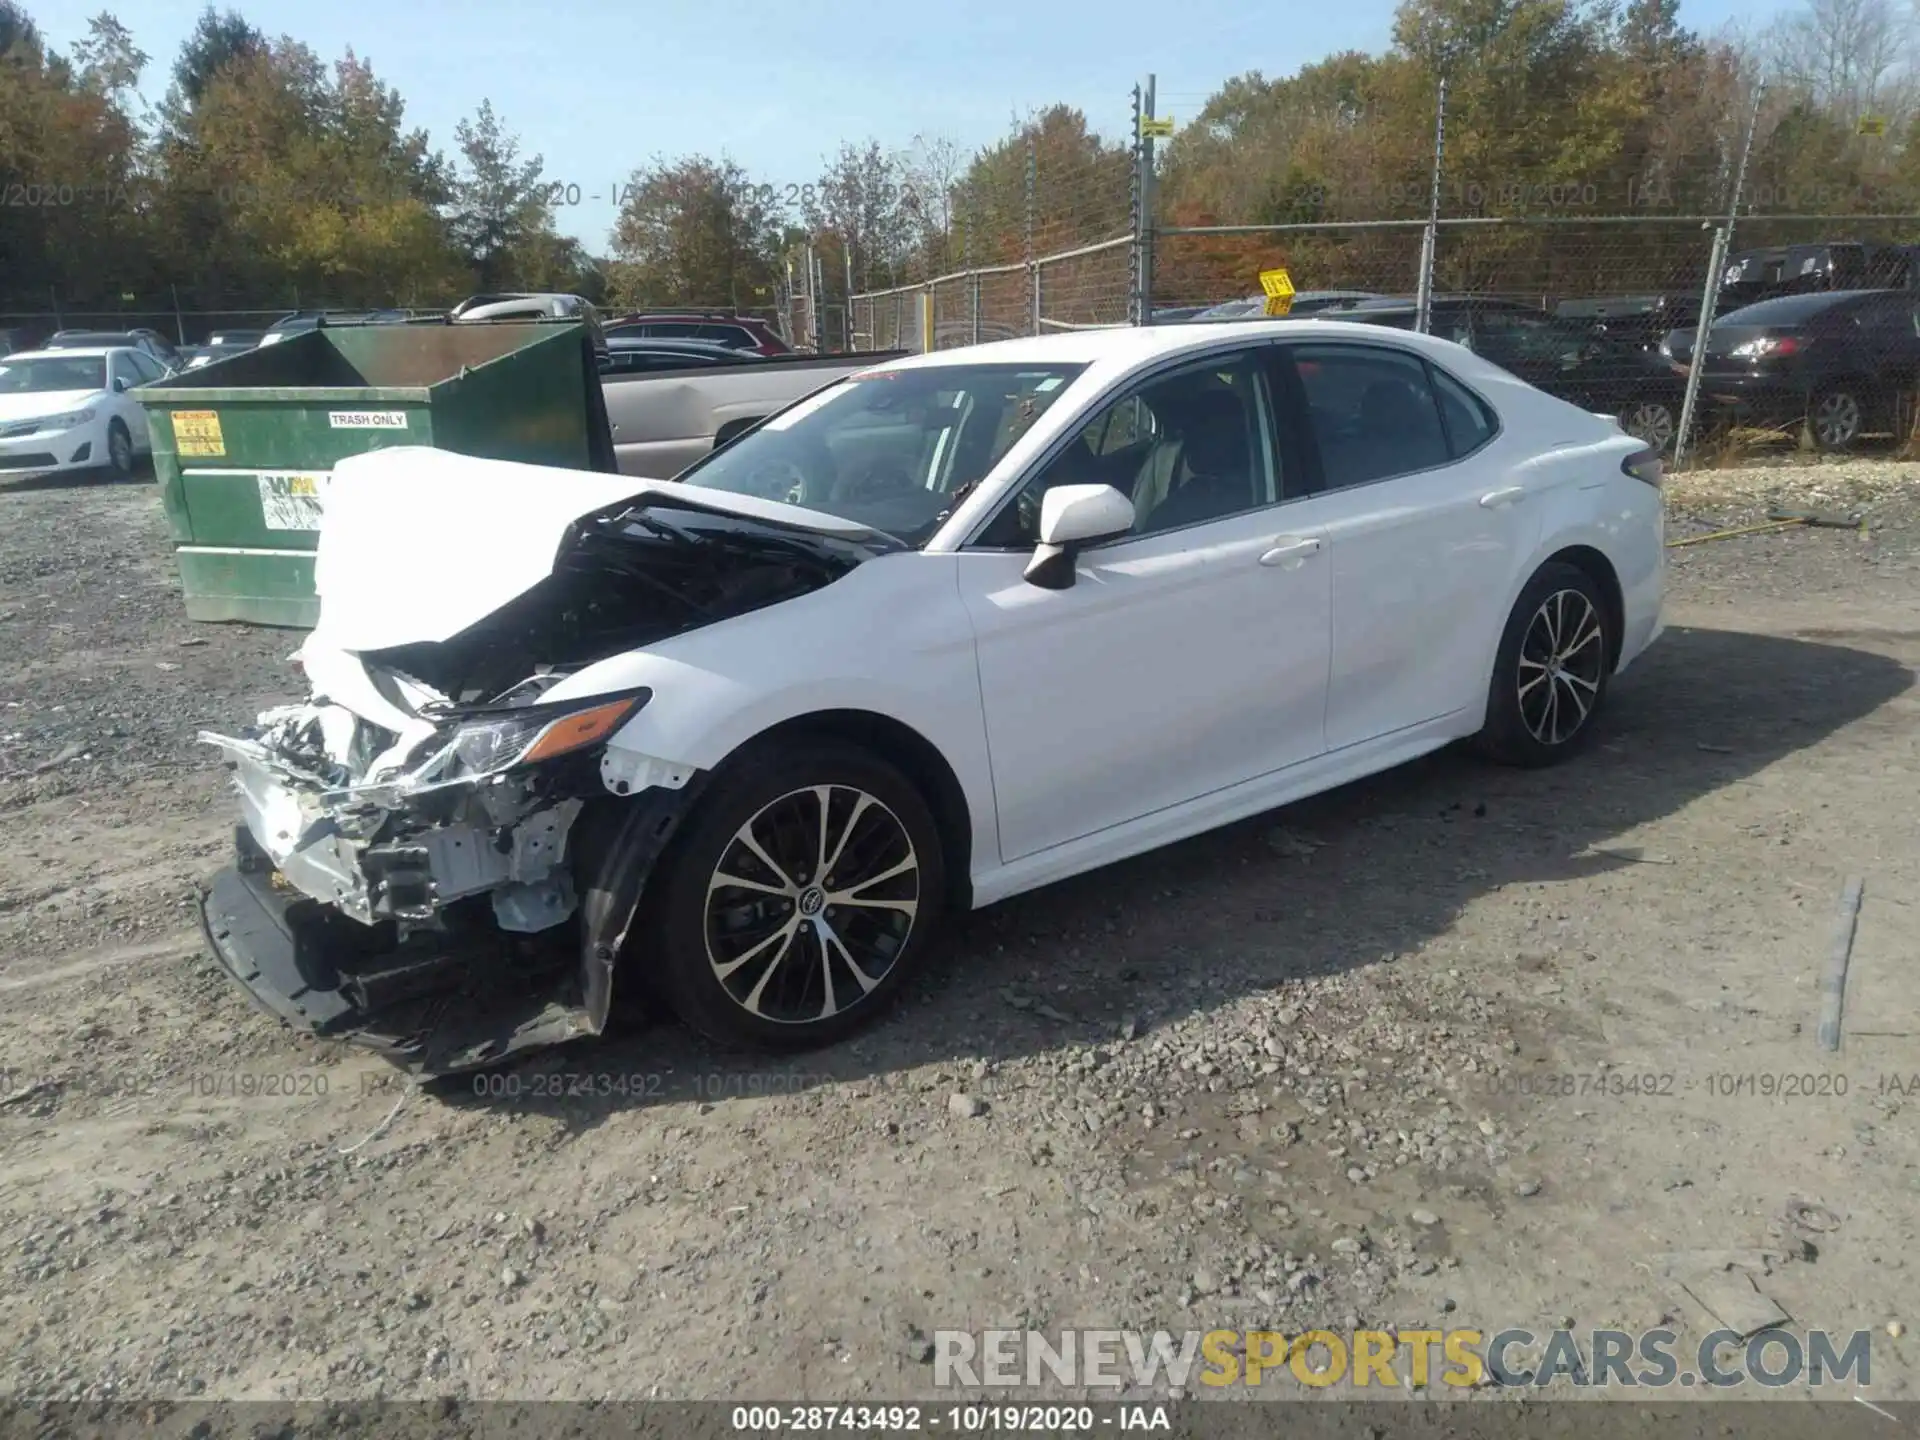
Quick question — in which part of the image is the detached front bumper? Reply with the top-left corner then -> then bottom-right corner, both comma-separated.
197,826 -> 595,1076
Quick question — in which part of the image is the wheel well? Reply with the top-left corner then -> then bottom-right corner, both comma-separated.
712,416 -> 764,449
748,709 -> 976,910
1544,545 -> 1624,672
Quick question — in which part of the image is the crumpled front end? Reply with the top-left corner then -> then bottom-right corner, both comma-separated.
204,697 -> 590,935
195,658 -> 688,1077
194,472 -> 888,1075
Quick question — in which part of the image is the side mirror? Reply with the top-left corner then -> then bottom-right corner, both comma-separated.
1023,483 -> 1135,590
112,376 -> 128,393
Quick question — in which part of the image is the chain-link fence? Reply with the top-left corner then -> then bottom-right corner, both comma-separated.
849,91 -> 1138,351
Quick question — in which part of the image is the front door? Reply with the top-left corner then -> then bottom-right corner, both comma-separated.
955,347 -> 1333,863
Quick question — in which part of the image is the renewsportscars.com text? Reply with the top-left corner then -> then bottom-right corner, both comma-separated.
933,1327 -> 1874,1390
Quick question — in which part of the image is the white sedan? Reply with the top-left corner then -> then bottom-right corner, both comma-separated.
0,346 -> 162,478
199,321 -> 1665,1075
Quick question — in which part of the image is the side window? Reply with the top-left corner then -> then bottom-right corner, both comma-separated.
973,352 -> 1278,548
648,322 -> 701,338
1289,344 -> 1453,489
696,325 -> 753,348
1428,365 -> 1497,458
129,351 -> 166,383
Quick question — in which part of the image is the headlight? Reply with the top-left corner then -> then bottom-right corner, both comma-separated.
439,691 -> 649,781
38,409 -> 96,430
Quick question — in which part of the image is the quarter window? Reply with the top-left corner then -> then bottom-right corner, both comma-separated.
1290,344 -> 1453,488
1429,366 -> 1497,458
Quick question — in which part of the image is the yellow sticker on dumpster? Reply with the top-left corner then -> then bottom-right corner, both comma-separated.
172,410 -> 226,457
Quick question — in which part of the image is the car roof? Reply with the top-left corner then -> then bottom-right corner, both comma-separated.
855,318 -> 1500,373
5,347 -> 121,361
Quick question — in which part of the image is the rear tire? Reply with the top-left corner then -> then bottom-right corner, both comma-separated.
1809,386 -> 1865,452
638,738 -> 946,1050
1473,562 -> 1614,768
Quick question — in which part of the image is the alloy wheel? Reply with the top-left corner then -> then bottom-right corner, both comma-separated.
1517,588 -> 1606,747
1623,400 -> 1675,452
108,425 -> 133,473
1813,392 -> 1861,449
703,784 -> 920,1024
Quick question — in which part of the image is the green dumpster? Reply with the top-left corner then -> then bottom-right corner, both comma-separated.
138,320 -> 617,627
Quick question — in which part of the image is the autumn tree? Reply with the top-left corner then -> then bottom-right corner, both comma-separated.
447,100 -> 566,292
609,156 -> 784,309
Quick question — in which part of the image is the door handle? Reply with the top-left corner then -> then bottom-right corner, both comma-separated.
1480,486 -> 1526,508
1258,536 -> 1324,567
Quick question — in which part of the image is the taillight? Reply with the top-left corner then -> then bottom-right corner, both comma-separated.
1622,446 -> 1663,487
1729,335 -> 1802,359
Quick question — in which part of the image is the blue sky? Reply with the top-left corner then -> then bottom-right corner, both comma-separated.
50,0 -> 1773,250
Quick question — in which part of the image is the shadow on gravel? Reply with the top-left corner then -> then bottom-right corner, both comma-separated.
429,624 -> 1912,1126
0,459 -> 155,493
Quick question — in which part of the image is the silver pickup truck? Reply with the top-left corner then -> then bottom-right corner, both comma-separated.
602,350 -> 910,477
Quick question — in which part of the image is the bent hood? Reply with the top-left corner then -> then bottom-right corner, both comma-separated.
308,446 -> 877,653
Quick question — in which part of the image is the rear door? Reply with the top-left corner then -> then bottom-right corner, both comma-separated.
1273,340 -> 1539,748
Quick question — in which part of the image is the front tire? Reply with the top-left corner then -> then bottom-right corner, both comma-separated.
1474,562 -> 1614,768
105,420 -> 135,477
639,738 -> 946,1050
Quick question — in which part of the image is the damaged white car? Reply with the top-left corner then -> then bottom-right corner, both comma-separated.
200,324 -> 1665,1075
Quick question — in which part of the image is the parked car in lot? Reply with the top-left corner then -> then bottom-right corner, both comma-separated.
44,328 -> 182,372
181,341 -> 257,370
606,310 -> 792,355
1718,241 -> 1920,309
599,337 -> 763,377
1192,291 -> 1386,320
1324,296 -> 1689,450
198,321 -> 1666,1075
599,348 -> 900,476
258,310 -> 411,346
0,345 -> 165,478
1661,288 -> 1920,451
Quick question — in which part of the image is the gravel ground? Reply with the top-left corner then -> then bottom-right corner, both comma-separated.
0,458 -> 1915,1405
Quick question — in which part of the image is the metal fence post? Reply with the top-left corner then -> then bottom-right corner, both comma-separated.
1674,224 -> 1730,470
1415,77 -> 1448,334
970,271 -> 982,345
1025,137 -> 1038,335
1131,76 -> 1159,326
1673,82 -> 1765,468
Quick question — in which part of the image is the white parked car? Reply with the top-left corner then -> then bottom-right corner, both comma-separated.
0,346 -> 163,478
200,322 -> 1665,1076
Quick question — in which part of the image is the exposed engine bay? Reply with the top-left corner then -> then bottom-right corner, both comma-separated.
195,490 -> 895,1074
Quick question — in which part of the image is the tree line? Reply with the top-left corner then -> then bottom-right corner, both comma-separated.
3,0 -> 1919,327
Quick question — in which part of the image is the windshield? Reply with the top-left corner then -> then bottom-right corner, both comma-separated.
677,361 -> 1089,545
0,356 -> 106,394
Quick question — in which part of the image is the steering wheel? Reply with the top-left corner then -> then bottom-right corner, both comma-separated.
729,430 -> 838,506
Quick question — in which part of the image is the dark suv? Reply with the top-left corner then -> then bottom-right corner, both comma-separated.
1661,288 -> 1920,451
1320,296 -> 1689,450
605,310 -> 791,356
